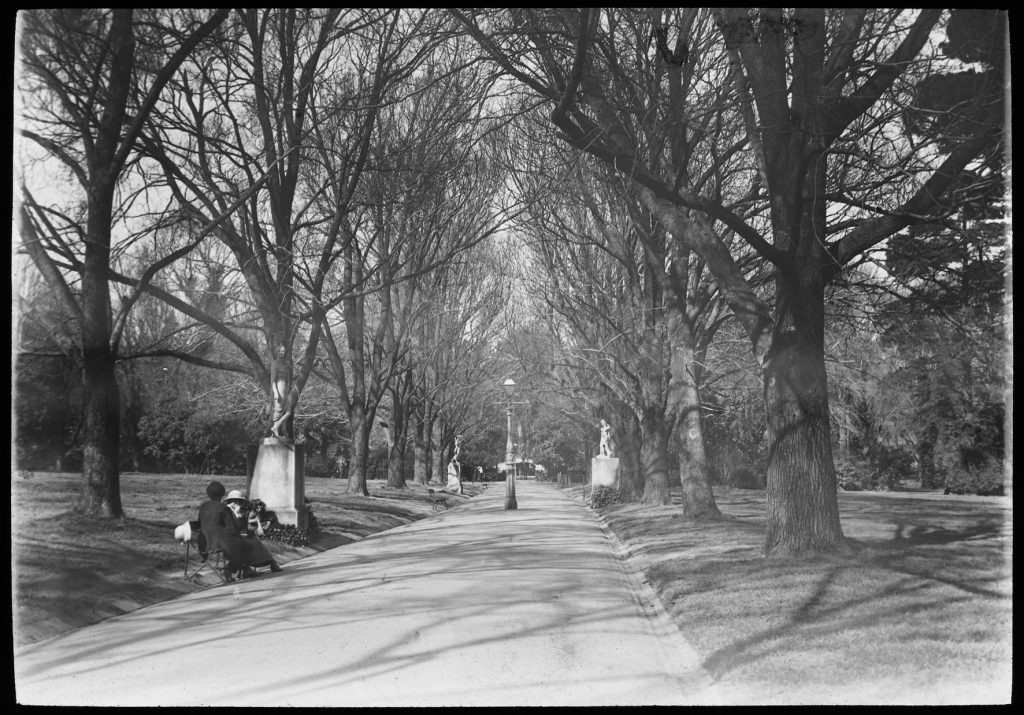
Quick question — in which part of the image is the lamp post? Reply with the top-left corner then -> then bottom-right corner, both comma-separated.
502,378 -> 518,510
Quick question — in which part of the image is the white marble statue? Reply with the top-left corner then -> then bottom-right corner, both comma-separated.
447,434 -> 464,491
598,419 -> 614,458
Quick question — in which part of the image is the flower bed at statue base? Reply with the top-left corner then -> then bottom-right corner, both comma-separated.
589,485 -> 624,509
245,497 -> 322,547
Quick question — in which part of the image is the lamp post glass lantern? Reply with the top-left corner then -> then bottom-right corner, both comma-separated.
502,378 -> 517,510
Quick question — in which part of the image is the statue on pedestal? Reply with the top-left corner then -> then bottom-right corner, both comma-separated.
249,343 -> 307,530
270,344 -> 298,441
598,419 -> 614,458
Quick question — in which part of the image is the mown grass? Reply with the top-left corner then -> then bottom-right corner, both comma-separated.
12,471 -> 483,647
584,486 -> 1012,705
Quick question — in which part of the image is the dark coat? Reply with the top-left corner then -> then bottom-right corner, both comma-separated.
197,500 -> 274,570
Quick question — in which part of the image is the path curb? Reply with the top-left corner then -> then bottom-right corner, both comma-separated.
558,485 -> 717,700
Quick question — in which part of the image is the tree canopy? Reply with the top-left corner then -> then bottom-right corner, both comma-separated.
15,9 -> 1009,556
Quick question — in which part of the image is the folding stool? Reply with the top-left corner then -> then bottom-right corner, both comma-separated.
182,520 -> 229,584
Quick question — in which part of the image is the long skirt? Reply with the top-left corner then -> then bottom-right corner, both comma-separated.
217,535 -> 274,570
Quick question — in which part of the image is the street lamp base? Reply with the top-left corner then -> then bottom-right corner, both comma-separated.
505,473 -> 517,510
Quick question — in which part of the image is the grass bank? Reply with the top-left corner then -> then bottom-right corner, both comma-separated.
567,484 -> 1012,705
12,471 -> 484,647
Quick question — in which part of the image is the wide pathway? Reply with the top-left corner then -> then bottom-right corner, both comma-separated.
15,480 -> 712,706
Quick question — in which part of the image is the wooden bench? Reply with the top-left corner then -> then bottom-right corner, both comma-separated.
428,489 -> 449,511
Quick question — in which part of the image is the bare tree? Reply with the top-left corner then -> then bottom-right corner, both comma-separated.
412,241 -> 512,484
17,8 -> 229,516
318,18 -> 512,493
131,9 -> 393,443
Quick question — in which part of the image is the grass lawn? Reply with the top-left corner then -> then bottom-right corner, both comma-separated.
12,471 -> 484,647
572,484 -> 1013,705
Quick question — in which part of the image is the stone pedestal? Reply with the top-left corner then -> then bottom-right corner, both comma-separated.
591,456 -> 620,489
247,437 -> 308,529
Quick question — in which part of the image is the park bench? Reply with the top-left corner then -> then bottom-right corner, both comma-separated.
428,489 -> 449,511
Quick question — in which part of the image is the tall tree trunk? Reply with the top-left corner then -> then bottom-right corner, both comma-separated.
431,420 -> 445,484
79,340 -> 123,517
386,398 -> 408,489
667,304 -> 721,518
72,11 -> 132,519
762,330 -> 846,556
677,396 -> 719,518
615,411 -> 643,500
346,404 -> 371,496
640,411 -> 671,505
759,118 -> 847,555
413,410 -> 433,486
917,423 -> 939,489
77,191 -> 123,518
675,360 -> 720,518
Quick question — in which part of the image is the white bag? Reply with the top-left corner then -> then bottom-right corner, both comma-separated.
173,521 -> 192,543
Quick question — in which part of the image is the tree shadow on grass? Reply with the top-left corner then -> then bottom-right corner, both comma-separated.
696,566 -> 962,680
303,495 -> 427,521
883,516 -> 1007,548
694,512 -> 1011,681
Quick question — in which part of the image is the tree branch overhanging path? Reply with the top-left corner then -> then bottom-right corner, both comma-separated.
451,8 -> 1005,556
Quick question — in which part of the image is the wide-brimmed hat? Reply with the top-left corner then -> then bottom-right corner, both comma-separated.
223,490 -> 247,504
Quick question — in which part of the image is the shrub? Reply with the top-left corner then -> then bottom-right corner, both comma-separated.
835,456 -> 898,492
835,462 -> 863,491
137,406 -> 249,474
944,462 -> 1005,496
835,464 -> 897,492
867,446 -> 915,490
865,468 -> 897,492
729,466 -> 764,490
304,453 -> 340,480
589,485 -> 624,509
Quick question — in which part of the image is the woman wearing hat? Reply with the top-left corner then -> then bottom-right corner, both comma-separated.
198,481 -> 282,582
224,489 -> 262,536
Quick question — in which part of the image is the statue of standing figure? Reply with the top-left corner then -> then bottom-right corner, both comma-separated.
598,419 -> 614,458
447,434 -> 464,493
270,344 -> 298,441
450,434 -> 463,466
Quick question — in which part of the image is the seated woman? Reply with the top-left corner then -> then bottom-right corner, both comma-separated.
224,489 -> 264,537
198,481 -> 282,582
